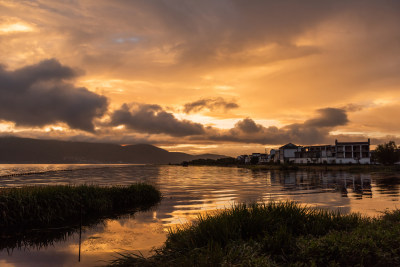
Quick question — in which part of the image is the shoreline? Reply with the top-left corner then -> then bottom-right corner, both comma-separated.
180,162 -> 400,172
240,164 -> 400,172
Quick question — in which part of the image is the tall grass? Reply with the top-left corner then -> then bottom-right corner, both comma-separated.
0,183 -> 161,229
109,202 -> 400,266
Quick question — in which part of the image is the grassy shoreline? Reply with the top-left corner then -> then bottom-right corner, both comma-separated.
0,184 -> 161,229
109,202 -> 400,266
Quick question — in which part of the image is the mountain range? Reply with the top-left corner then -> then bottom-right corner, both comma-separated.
0,137 -> 227,164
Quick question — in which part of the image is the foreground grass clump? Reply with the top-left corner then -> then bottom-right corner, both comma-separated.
0,183 -> 161,229
109,202 -> 400,267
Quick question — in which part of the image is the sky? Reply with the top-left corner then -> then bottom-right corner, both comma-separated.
0,0 -> 400,156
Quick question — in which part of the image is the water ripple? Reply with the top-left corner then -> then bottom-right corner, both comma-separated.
1,165 -> 400,266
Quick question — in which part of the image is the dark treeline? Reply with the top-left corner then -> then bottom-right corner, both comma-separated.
182,157 -> 237,166
373,141 -> 400,165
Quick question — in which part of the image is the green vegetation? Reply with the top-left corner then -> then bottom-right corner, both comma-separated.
109,202 -> 400,266
0,184 -> 161,229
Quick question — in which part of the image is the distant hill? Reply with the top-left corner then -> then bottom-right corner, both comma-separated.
0,137 -> 227,164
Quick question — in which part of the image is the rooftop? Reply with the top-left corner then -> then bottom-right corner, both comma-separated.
279,143 -> 298,149
335,140 -> 370,145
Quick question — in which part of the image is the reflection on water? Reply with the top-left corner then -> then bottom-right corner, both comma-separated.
0,165 -> 400,266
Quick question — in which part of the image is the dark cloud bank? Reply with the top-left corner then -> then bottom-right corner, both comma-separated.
0,59 -> 350,145
206,108 -> 349,145
111,103 -> 350,145
0,59 -> 107,131
110,103 -> 205,136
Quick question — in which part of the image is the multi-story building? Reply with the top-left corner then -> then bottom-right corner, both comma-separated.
294,145 -> 336,164
274,143 -> 302,163
335,139 -> 370,164
276,139 -> 370,164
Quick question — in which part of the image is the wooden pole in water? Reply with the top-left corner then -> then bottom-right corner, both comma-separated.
78,203 -> 82,262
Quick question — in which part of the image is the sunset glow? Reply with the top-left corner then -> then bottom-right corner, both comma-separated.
1,1 -> 400,155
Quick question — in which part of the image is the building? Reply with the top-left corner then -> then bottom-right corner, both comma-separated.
335,139 -> 370,164
258,153 -> 268,164
275,143 -> 302,163
237,139 -> 371,165
277,139 -> 371,164
236,155 -> 251,164
294,145 -> 336,164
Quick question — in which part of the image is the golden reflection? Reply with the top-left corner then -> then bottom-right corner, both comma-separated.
164,209 -> 225,232
65,215 -> 167,263
2,166 -> 400,265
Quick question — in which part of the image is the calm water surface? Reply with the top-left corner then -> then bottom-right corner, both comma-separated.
1,164 -> 400,266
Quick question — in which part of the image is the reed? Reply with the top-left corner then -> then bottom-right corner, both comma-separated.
109,202 -> 400,266
0,183 -> 161,229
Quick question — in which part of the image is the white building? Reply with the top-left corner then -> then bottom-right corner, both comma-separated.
334,139 -> 370,164
277,139 -> 371,164
274,143 -> 302,163
293,145 -> 336,164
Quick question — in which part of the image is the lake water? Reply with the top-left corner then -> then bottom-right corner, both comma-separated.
0,164 -> 400,267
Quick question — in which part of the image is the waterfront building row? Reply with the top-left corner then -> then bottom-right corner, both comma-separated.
272,139 -> 371,164
238,139 -> 371,164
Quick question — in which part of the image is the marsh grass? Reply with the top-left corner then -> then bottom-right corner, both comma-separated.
109,202 -> 400,266
0,184 -> 161,251
0,184 -> 161,229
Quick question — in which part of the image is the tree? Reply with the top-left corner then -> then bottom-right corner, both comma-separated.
374,141 -> 400,165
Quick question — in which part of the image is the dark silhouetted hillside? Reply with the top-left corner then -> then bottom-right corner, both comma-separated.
0,137 -> 226,164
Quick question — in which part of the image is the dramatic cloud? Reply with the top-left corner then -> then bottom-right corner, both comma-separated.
183,97 -> 239,113
110,103 -> 205,137
304,108 -> 348,128
235,118 -> 263,134
0,59 -> 108,131
109,106 -> 349,145
206,108 -> 349,145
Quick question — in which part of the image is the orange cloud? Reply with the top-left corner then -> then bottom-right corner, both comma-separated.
1,1 -> 400,154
